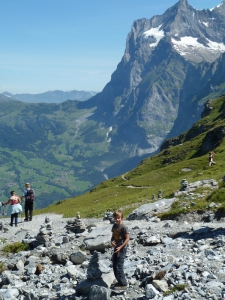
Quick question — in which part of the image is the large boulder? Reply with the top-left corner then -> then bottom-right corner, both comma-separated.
83,225 -> 111,251
127,198 -> 177,220
70,250 -> 87,264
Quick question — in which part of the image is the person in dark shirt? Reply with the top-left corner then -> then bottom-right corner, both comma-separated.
21,183 -> 35,221
111,210 -> 130,290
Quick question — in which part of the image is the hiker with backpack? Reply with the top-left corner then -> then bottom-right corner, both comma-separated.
22,183 -> 35,221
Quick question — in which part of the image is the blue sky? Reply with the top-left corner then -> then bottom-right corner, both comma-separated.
0,0 -> 222,94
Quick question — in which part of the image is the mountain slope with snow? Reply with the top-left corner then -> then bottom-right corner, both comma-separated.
78,0 -> 225,159
142,0 -> 225,63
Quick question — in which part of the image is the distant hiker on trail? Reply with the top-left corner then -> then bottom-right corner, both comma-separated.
111,210 -> 130,290
22,183 -> 35,221
209,151 -> 216,167
2,191 -> 22,227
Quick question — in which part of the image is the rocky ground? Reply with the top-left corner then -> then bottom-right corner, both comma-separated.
0,179 -> 225,300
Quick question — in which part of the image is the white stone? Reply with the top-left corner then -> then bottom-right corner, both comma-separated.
67,265 -> 79,277
152,279 -> 168,292
70,250 -> 87,264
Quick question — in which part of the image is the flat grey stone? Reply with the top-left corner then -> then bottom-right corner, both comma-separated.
89,285 -> 111,300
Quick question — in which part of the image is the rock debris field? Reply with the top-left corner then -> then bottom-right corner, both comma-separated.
1,179 -> 225,300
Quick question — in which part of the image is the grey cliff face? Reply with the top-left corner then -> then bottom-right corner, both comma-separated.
80,0 -> 225,159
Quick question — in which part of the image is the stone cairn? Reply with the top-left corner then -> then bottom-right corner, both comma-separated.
103,211 -> 114,223
181,179 -> 188,191
36,216 -> 53,244
23,231 -> 36,244
158,190 -> 162,199
65,217 -> 86,233
87,251 -> 102,280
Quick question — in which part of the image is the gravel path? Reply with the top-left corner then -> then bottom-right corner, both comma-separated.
0,213 -> 103,246
0,213 -> 69,244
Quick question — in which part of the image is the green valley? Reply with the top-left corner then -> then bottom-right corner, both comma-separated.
0,99 -> 128,208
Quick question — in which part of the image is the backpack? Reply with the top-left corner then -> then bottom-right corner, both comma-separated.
25,189 -> 35,202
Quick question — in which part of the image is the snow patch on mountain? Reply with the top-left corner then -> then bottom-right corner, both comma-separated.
106,126 -> 112,143
143,25 -> 165,48
171,36 -> 225,57
201,21 -> 209,27
210,2 -> 224,11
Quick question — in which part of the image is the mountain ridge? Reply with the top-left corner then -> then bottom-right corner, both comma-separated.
2,90 -> 97,103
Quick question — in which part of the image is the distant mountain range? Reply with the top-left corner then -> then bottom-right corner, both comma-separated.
1,0 -> 225,209
1,90 -> 97,103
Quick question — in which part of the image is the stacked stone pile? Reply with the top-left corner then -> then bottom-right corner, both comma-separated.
65,217 -> 87,234
174,179 -> 218,197
22,231 -> 36,244
36,216 -> 53,244
75,250 -> 114,295
103,212 -> 114,223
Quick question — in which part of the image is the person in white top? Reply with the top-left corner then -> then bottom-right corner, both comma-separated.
209,151 -> 216,167
2,191 -> 22,227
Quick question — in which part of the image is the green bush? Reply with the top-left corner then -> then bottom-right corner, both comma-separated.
164,284 -> 187,296
2,242 -> 29,254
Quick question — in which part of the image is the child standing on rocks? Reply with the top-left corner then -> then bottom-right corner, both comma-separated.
111,209 -> 130,290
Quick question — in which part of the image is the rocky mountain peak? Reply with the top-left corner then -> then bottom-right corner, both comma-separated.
176,0 -> 189,9
79,0 -> 225,171
141,0 -> 225,63
212,1 -> 225,13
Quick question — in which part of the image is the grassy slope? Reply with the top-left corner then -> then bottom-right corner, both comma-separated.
37,95 -> 225,218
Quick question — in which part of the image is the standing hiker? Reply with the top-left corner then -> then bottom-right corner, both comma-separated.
2,191 -> 22,227
209,151 -> 216,167
22,183 -> 35,221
